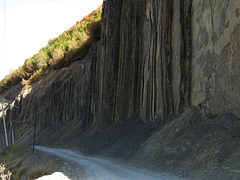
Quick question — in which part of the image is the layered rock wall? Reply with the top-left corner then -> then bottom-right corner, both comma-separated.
94,0 -> 123,127
95,0 -> 192,125
5,46 -> 98,130
2,0 -> 240,132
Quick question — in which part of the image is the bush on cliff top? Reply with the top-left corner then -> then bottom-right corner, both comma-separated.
0,5 -> 102,93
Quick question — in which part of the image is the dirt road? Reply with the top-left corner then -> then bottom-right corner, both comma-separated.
35,146 -> 179,180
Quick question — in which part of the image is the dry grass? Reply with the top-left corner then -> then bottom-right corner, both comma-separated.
0,5 -> 102,93
0,164 -> 12,180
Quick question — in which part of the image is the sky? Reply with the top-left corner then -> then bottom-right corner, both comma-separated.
0,0 -> 103,80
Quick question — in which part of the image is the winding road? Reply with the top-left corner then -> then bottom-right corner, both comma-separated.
35,146 -> 177,180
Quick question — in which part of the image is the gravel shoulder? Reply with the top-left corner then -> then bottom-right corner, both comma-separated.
0,144 -> 84,180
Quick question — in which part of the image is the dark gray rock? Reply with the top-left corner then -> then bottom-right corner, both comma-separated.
94,0 -> 192,125
2,0 -> 239,131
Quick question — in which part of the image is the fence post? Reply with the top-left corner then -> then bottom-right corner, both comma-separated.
1,105 -> 8,147
33,111 -> 38,154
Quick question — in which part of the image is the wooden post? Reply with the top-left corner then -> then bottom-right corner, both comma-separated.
1,105 -> 8,147
33,111 -> 38,154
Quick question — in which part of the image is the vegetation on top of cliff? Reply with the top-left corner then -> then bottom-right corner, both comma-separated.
0,5 -> 102,94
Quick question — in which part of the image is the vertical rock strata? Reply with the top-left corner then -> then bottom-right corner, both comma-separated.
139,0 -> 192,122
94,0 -> 123,127
3,0 -> 240,131
95,0 -> 192,124
5,46 -> 99,130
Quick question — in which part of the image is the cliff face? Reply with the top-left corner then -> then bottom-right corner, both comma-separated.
94,0 -> 240,125
2,0 -> 240,130
3,46 -> 97,131
1,0 -> 240,143
191,0 -> 240,116
95,0 -> 192,126
1,0 -> 240,178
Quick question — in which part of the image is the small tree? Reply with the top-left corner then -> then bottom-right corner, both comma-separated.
0,164 -> 12,180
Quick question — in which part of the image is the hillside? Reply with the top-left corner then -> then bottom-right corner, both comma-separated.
1,0 -> 240,179
0,5 -> 102,94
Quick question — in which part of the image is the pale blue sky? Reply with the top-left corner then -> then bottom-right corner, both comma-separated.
0,0 -> 102,80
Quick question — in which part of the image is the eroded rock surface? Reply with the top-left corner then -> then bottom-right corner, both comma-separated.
191,0 -> 240,116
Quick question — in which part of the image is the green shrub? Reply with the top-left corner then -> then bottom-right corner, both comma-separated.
0,5 -> 102,93
15,167 -> 25,180
0,151 -> 7,157
87,20 -> 101,41
10,143 -> 26,154
37,68 -> 47,79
